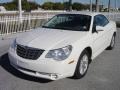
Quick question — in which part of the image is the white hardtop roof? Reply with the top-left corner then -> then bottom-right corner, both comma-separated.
62,11 -> 102,16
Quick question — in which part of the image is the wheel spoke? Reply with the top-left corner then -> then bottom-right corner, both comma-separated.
79,54 -> 89,75
111,37 -> 115,47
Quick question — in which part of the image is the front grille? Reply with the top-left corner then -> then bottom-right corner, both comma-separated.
16,44 -> 44,60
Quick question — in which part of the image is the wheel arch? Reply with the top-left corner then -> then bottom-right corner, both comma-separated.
79,46 -> 92,64
73,46 -> 92,78
84,47 -> 92,63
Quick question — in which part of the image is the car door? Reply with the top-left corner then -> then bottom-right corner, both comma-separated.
92,14 -> 110,57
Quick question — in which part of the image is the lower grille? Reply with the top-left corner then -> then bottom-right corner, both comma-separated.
16,44 -> 44,60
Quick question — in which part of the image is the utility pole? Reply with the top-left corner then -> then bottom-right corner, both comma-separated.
108,0 -> 111,12
63,0 -> 65,11
115,0 -> 117,11
18,0 -> 22,22
69,0 -> 72,11
90,0 -> 92,12
96,0 -> 99,12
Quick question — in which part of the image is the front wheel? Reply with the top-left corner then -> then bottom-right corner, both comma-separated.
73,50 -> 90,79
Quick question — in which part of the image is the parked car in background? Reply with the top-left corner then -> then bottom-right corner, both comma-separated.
8,12 -> 117,80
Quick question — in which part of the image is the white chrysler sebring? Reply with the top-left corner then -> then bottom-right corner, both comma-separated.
8,12 -> 117,80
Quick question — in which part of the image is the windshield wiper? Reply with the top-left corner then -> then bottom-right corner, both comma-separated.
42,26 -> 48,28
54,27 -> 74,30
42,26 -> 54,29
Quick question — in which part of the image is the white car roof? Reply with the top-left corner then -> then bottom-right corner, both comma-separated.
62,11 -> 102,16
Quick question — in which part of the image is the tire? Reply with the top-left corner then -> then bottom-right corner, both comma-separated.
107,35 -> 116,50
73,50 -> 90,79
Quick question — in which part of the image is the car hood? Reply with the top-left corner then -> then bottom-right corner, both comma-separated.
16,28 -> 88,50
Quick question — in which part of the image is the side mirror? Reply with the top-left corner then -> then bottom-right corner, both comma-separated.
96,26 -> 104,32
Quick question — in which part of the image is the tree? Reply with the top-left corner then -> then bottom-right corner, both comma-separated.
42,2 -> 54,10
42,2 -> 65,10
72,2 -> 89,11
2,0 -> 40,11
53,3 -> 64,10
2,1 -> 99,11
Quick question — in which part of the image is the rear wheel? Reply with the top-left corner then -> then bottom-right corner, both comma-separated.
73,50 -> 90,79
107,35 -> 116,50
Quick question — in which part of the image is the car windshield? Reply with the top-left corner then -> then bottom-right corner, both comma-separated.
42,14 -> 91,31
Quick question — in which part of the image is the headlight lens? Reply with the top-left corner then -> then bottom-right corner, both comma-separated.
11,38 -> 17,50
45,45 -> 72,61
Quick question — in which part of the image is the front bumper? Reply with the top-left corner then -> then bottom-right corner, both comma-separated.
8,48 -> 73,80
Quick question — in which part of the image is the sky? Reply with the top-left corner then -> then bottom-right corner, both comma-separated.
0,0 -> 120,8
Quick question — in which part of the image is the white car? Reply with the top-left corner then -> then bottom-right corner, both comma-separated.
8,12 -> 117,80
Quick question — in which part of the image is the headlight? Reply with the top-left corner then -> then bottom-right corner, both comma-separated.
11,38 -> 17,50
45,45 -> 72,61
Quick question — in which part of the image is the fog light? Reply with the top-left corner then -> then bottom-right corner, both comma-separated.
51,74 -> 58,79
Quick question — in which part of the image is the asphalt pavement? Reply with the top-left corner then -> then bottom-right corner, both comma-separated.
0,29 -> 120,90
